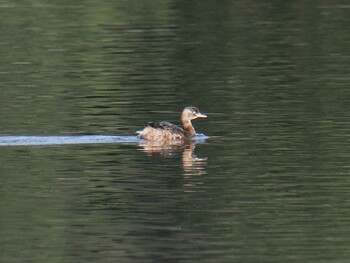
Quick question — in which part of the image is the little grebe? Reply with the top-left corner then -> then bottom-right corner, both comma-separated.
137,106 -> 207,141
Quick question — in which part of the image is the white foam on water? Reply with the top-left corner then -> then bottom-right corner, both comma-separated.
0,135 -> 140,146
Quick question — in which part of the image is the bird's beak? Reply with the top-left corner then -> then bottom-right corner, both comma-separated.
196,113 -> 207,118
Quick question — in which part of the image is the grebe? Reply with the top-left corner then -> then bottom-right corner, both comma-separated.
137,106 -> 207,141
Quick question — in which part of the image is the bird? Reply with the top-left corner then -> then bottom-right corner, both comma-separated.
137,106 -> 207,141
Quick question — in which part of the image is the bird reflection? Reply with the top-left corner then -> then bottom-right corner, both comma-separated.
138,140 -> 207,176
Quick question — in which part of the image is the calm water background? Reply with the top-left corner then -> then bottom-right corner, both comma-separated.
1,1 -> 349,262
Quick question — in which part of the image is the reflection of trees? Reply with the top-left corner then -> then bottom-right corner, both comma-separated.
138,140 -> 207,176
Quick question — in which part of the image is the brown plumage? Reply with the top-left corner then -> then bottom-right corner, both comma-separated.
137,106 -> 207,141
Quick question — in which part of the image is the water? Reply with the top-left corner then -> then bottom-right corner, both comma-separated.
1,1 -> 349,262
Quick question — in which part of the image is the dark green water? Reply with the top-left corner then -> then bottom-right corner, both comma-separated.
1,1 -> 349,262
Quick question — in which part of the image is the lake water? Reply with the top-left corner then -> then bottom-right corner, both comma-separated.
1,1 -> 349,262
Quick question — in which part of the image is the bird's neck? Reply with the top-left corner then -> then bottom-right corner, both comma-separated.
181,118 -> 196,137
